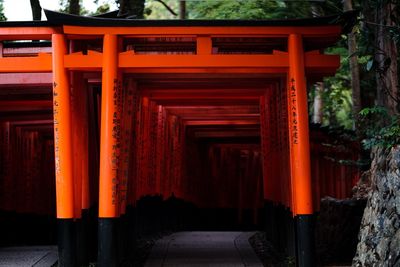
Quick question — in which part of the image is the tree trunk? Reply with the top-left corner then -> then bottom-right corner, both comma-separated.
179,0 -> 186,19
30,0 -> 41,20
69,0 -> 80,15
374,2 -> 399,115
118,0 -> 146,19
313,82 -> 324,124
383,2 -> 398,115
343,0 -> 361,129
386,36 -> 398,115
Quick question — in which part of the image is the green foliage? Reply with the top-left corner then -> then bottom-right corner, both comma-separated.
187,0 -> 353,20
359,106 -> 400,149
187,0 -> 314,20
309,45 -> 354,129
92,0 -> 111,15
0,0 -> 6,21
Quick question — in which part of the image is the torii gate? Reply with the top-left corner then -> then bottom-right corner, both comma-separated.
0,10 -> 356,267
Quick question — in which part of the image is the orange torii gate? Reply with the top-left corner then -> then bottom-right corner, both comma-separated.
0,10 -> 356,267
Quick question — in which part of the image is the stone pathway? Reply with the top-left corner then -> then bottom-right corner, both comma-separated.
145,231 -> 263,267
0,246 -> 58,267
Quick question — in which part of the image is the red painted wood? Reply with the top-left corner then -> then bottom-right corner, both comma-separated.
0,29 -> 359,220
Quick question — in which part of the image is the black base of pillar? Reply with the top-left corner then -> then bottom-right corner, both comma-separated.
76,209 -> 90,266
295,214 -> 315,267
285,208 -> 296,259
57,219 -> 76,267
98,218 -> 118,267
117,214 -> 129,262
264,201 -> 274,240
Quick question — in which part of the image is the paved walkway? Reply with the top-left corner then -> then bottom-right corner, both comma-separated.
145,231 -> 263,267
0,246 -> 58,267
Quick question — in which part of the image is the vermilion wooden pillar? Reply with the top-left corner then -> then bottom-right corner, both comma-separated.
155,105 -> 164,194
70,73 -> 83,219
288,34 -> 315,267
71,71 -> 90,266
52,33 -> 76,267
0,122 -> 11,211
98,34 -> 121,267
119,78 -> 135,215
259,94 -> 271,201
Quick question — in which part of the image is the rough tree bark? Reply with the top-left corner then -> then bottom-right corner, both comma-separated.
374,2 -> 399,115
343,0 -> 361,129
179,0 -> 186,19
30,0 -> 41,20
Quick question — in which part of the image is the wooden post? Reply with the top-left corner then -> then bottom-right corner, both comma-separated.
0,122 -> 12,212
80,83 -> 90,211
288,34 -> 315,267
119,78 -> 135,215
155,105 -> 164,194
52,33 -> 76,267
98,34 -> 121,267
70,73 -> 83,220
71,71 -> 90,266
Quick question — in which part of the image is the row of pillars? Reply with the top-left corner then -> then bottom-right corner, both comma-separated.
52,33 -> 315,266
53,33 -> 188,266
53,34 -> 122,266
259,34 -> 315,266
0,123 -> 54,214
311,145 -> 360,211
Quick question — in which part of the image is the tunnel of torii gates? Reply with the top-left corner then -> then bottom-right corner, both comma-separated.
0,10 -> 359,267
